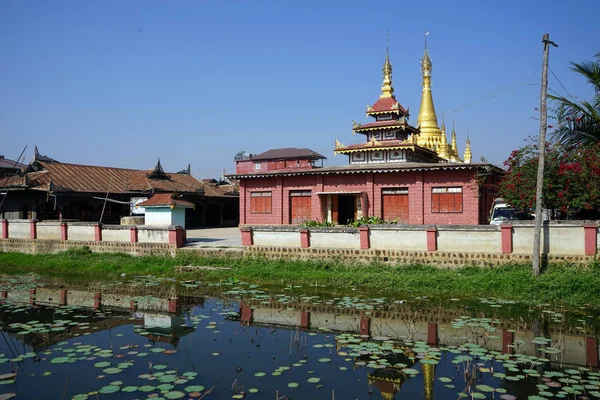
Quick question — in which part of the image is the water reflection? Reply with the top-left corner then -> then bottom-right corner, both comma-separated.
0,274 -> 596,399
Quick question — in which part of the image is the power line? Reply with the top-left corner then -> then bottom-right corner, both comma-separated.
441,69 -> 540,116
549,67 -> 576,101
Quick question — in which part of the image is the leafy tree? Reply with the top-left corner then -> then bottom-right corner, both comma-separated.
499,141 -> 600,219
550,53 -> 600,148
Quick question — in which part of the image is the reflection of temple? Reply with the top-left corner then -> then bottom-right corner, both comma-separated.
363,350 -> 435,400
342,342 -> 436,400
134,312 -> 195,348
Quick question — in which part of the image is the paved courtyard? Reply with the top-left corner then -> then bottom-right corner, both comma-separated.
185,227 -> 242,248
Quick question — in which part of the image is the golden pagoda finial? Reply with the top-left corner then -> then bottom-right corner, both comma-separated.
441,115 -> 446,133
438,122 -> 450,159
416,32 -> 441,151
421,30 -> 432,77
451,120 -> 458,153
380,31 -> 394,99
463,133 -> 472,163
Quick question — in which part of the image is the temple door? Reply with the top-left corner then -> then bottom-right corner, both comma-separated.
331,195 -> 338,224
382,189 -> 409,223
290,192 -> 312,224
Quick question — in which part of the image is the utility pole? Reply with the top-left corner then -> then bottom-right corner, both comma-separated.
533,34 -> 557,276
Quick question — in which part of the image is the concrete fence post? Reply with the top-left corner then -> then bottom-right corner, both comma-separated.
1,219 -> 8,239
167,226 -> 185,247
94,224 -> 102,242
130,227 -> 138,243
586,336 -> 599,368
502,329 -> 514,354
426,227 -> 437,251
427,322 -> 438,345
176,226 -> 185,247
359,227 -> 370,249
30,219 -> 37,240
60,222 -> 68,241
239,302 -> 254,325
94,292 -> 102,310
584,224 -> 598,256
360,316 -> 371,338
300,311 -> 311,329
240,227 -> 253,246
501,224 -> 513,254
300,228 -> 310,248
168,297 -> 179,313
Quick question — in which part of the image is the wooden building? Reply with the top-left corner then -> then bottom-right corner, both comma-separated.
1,147 -> 239,227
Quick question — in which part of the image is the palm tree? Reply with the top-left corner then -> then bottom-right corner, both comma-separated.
550,53 -> 600,149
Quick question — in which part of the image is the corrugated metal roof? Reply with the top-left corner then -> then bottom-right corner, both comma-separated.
137,193 -> 195,207
2,161 -> 203,194
228,162 -> 504,179
0,156 -> 25,170
251,148 -> 326,161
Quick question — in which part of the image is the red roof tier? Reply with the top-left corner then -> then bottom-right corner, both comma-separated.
367,96 -> 408,115
137,193 -> 194,207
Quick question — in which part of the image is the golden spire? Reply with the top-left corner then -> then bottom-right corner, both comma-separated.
416,32 -> 442,148
464,135 -> 472,163
380,32 -> 394,99
438,118 -> 450,159
451,120 -> 458,154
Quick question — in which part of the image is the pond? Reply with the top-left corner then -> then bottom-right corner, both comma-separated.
0,273 -> 598,399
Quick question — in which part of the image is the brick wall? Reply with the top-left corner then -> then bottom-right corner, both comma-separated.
239,169 -> 481,225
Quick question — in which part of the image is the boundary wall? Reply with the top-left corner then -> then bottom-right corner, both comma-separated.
1,219 -> 185,247
240,221 -> 598,266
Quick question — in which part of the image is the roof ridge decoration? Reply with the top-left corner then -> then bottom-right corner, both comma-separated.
147,158 -> 170,180
177,164 -> 191,175
33,146 -> 59,164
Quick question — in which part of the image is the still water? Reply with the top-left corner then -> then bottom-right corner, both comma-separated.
0,273 -> 598,399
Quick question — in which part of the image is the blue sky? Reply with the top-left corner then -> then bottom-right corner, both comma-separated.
1,0 -> 599,179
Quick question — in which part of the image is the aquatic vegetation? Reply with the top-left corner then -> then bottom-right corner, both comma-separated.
0,275 -> 596,399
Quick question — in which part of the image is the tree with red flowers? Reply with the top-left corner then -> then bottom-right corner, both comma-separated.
500,141 -> 600,219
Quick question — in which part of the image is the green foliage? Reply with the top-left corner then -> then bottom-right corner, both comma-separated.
62,246 -> 92,256
1,251 -> 600,306
300,220 -> 335,227
499,140 -> 600,217
550,53 -> 600,149
345,216 -> 390,227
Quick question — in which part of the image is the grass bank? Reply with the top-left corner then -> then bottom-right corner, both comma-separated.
0,249 -> 599,306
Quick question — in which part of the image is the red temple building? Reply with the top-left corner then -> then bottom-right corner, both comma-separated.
230,44 -> 502,226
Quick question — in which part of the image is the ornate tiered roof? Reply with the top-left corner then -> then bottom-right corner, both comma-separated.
334,45 -> 438,162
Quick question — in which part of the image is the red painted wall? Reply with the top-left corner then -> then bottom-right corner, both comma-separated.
236,158 -> 316,174
240,169 -> 483,225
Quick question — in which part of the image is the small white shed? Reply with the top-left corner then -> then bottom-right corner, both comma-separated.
137,193 -> 194,228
